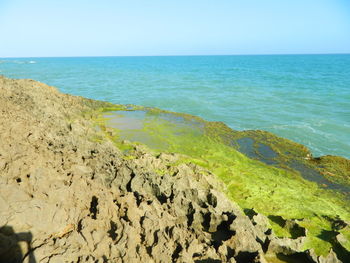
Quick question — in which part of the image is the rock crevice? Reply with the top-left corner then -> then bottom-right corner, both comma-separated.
0,76 -> 344,262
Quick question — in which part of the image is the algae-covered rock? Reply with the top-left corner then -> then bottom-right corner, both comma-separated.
205,122 -> 350,194
0,76 -> 349,262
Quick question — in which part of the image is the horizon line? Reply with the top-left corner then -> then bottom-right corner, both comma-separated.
1,52 -> 350,59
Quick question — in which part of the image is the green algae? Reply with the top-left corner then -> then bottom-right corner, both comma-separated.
204,122 -> 350,192
311,156 -> 350,187
92,105 -> 350,257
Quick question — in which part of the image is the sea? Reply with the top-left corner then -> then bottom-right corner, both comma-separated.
1,54 -> 349,159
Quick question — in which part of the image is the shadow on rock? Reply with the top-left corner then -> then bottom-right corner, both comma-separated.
318,229 -> 350,263
276,252 -> 314,263
0,226 -> 36,263
194,259 -> 221,263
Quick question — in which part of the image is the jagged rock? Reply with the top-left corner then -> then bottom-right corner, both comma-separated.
336,233 -> 348,247
308,249 -> 342,263
267,236 -> 306,255
245,209 -> 272,244
0,76 -> 347,262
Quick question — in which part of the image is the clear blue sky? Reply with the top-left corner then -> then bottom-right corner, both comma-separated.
0,0 -> 349,57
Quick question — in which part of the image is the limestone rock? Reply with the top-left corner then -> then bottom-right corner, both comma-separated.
0,76 -> 347,262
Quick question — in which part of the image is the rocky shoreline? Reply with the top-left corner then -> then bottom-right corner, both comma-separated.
0,76 -> 348,262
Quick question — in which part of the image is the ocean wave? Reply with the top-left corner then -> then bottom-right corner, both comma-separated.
262,123 -> 318,133
0,60 -> 37,64
0,55 -> 348,158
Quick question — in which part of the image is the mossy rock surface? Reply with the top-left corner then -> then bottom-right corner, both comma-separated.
93,105 -> 350,257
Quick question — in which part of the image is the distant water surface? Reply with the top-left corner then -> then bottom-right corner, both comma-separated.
1,55 -> 349,158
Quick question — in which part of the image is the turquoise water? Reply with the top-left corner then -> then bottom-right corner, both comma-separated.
1,55 -> 349,158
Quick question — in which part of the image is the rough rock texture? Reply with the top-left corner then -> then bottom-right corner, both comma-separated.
0,76 -> 343,262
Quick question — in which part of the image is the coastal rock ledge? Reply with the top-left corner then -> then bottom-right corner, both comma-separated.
0,76 -> 344,262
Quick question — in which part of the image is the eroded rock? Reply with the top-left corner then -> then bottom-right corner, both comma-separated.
0,76 -> 345,262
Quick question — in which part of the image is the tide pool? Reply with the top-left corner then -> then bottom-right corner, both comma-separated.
1,54 -> 349,158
